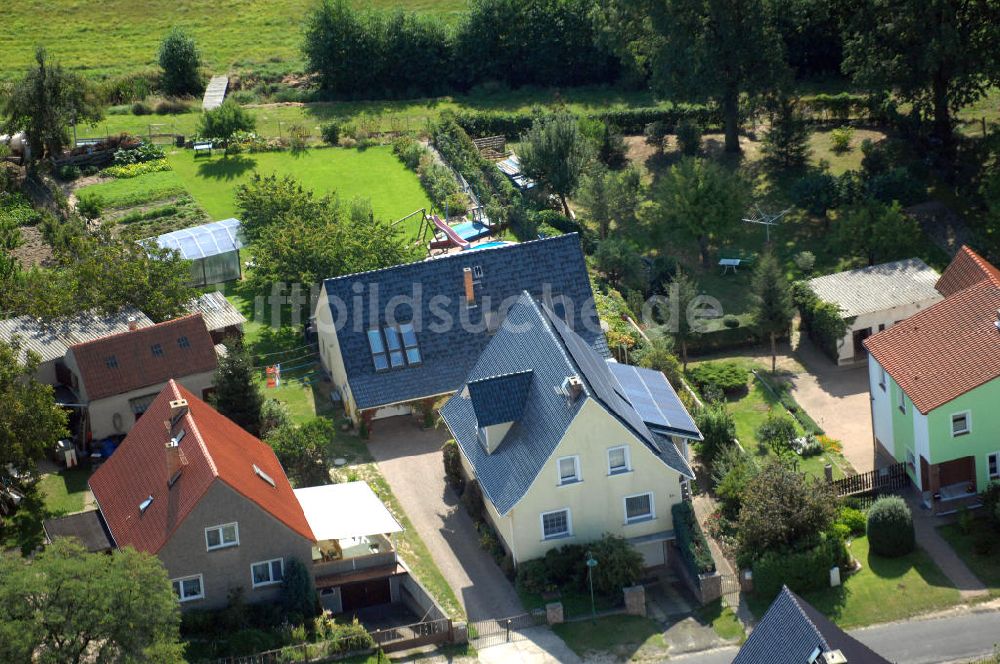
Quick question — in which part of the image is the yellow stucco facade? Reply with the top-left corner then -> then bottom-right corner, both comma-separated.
475,398 -> 684,565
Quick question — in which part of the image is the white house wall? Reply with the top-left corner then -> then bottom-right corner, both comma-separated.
315,286 -> 357,421
868,355 -> 894,456
913,409 -> 930,489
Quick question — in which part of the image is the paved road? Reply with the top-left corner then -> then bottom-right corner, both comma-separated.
668,608 -> 1000,664
368,416 -> 525,622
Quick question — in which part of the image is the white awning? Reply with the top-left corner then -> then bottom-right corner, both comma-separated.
294,482 -> 403,542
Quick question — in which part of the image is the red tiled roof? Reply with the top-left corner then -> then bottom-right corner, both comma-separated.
90,381 -> 314,553
70,314 -> 218,401
865,282 -> 1000,414
935,245 -> 1000,297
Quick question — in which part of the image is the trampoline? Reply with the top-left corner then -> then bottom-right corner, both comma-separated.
152,218 -> 244,286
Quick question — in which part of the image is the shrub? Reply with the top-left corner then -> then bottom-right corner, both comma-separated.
830,126 -> 854,153
687,361 -> 748,397
516,559 -> 553,595
543,544 -> 586,587
723,315 -> 740,329
756,410 -> 798,456
154,98 -> 191,115
867,496 -> 915,557
320,122 -> 341,146
644,120 -> 668,148
752,536 -> 847,602
868,166 -> 925,206
696,402 -> 737,468
793,251 -> 816,273
799,437 -> 823,457
442,439 -> 464,491
57,164 -> 80,181
159,28 -> 203,96
589,534 -> 644,595
973,531 -> 995,556
198,99 -> 256,145
288,124 -> 310,150
982,481 -> 1000,530
672,501 -> 716,578
76,194 -> 104,220
283,558 -> 319,619
131,100 -> 153,115
0,192 -> 42,226
461,478 -> 484,522
101,159 -> 170,179
114,141 -> 166,165
790,172 -> 838,217
837,507 -> 867,536
675,120 -> 703,156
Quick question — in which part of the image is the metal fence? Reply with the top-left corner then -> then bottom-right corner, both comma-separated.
371,617 -> 452,653
469,610 -> 547,649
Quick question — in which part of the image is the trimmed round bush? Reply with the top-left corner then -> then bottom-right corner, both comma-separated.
867,496 -> 915,557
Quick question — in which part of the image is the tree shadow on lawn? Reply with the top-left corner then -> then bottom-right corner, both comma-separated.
196,155 -> 257,181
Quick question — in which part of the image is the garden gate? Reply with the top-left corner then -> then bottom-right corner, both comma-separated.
469,610 -> 547,648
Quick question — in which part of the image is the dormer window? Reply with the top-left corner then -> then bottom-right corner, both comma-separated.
151,343 -> 164,357
105,355 -> 119,369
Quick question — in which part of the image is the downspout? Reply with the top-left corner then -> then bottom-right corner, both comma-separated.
507,509 -> 518,567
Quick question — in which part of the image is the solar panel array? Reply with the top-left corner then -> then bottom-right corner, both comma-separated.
608,363 -> 701,439
154,218 -> 244,260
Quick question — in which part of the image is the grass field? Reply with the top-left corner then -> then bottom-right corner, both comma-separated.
553,615 -> 667,659
39,467 -> 93,516
937,522 -> 1000,598
1,0 -> 467,80
165,146 -> 433,230
747,536 -> 960,628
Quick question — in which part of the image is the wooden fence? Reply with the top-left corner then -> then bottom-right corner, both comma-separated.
472,135 -> 506,154
832,462 -> 910,497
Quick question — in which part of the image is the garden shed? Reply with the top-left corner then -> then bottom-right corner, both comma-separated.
805,258 -> 942,365
152,218 -> 244,287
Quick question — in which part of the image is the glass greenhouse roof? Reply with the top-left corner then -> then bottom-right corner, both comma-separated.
154,218 -> 243,260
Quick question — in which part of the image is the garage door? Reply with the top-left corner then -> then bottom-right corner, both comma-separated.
635,540 -> 666,568
340,578 -> 391,612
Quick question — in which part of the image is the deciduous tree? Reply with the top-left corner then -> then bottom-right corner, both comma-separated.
842,0 -> 1000,156
2,48 -> 102,160
835,199 -> 921,266
158,28 -> 203,96
756,410 -> 798,455
519,113 -> 593,217
595,0 -> 788,153
0,539 -> 182,663
750,253 -> 794,372
652,157 -> 750,268
198,99 -> 256,146
266,418 -> 335,486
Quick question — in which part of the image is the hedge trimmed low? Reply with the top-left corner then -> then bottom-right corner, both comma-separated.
672,501 -> 716,579
867,496 -> 915,557
752,537 -> 848,602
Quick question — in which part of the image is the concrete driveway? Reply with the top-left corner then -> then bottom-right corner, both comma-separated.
367,416 -> 525,622
786,337 -> 876,473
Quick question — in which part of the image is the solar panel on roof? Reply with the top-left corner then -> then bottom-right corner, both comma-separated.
608,363 -> 701,439
152,219 -> 244,260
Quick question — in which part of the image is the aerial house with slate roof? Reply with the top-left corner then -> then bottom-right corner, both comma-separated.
864,246 -> 1000,510
440,292 -> 701,567
314,234 -> 606,428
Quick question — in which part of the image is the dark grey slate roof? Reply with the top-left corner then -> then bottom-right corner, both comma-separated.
322,233 -> 606,411
468,370 -> 534,426
440,292 -> 693,516
733,587 -> 891,664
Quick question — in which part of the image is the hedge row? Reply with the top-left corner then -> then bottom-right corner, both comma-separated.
792,282 -> 848,363
454,105 -> 723,139
752,537 -> 848,603
672,502 -> 716,579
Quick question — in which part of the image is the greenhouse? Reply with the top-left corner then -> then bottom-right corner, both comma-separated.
153,218 -> 244,286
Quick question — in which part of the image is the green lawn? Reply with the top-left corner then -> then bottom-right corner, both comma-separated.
553,615 -> 667,659
937,522 -> 1000,598
166,146 -> 433,231
693,599 -> 746,643
517,586 -> 621,619
39,467 -> 93,516
748,536 -> 961,628
688,358 -> 850,480
2,0 -> 467,80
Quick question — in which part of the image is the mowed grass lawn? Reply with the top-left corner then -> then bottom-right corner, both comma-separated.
39,467 -> 94,516
166,146 -> 433,232
937,522 -> 1000,598
1,0 -> 467,79
747,536 -> 960,628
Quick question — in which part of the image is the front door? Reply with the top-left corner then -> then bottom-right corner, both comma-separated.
852,328 -> 872,360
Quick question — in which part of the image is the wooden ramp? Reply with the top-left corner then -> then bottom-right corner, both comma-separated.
202,75 -> 229,111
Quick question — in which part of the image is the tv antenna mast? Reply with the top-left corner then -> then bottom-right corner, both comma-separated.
742,205 -> 790,243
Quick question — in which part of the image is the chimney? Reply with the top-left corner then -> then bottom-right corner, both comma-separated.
463,267 -> 475,304
127,316 -> 138,331
169,398 -> 188,424
562,375 -> 584,402
165,439 -> 182,485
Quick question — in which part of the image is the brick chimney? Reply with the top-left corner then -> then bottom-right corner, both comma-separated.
165,439 -> 182,485
463,267 -> 475,305
169,398 -> 188,423
127,316 -> 138,331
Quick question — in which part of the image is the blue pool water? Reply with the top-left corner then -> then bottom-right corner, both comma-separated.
466,241 -> 513,251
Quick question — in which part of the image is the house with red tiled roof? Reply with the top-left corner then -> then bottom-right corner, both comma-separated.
63,314 -> 219,440
864,246 -> 1000,512
46,381 -> 415,614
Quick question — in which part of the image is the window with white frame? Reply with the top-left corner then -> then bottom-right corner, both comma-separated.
251,558 -> 284,588
897,388 -> 906,414
541,509 -> 571,540
205,523 -> 239,550
906,449 -> 916,471
951,411 -> 971,436
172,574 -> 204,602
608,446 -> 631,475
879,367 -> 886,391
624,493 -> 654,524
988,452 -> 1000,480
557,456 -> 580,485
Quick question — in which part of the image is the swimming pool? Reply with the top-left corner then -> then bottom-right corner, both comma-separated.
466,241 -> 514,251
